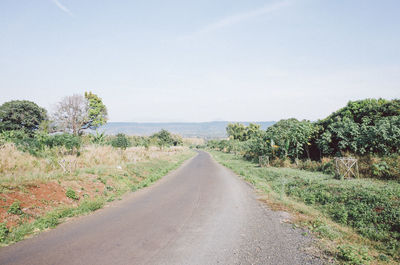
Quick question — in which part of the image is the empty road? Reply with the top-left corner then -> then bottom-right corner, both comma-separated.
0,151 -> 320,265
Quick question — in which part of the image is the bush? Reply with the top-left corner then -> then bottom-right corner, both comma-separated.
110,133 -> 130,149
151,129 -> 177,148
7,201 -> 23,215
65,188 -> 79,200
337,244 -> 372,264
285,174 -> 400,257
0,130 -> 81,156
0,223 -> 9,242
45,133 -> 81,152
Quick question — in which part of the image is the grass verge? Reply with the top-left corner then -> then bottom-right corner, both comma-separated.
209,150 -> 399,265
0,149 -> 195,246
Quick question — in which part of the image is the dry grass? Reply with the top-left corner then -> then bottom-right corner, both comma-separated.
0,144 -> 189,185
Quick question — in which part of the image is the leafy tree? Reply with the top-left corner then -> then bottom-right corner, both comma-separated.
0,100 -> 48,134
316,99 -> 400,156
226,123 -> 247,141
151,129 -> 176,148
247,123 -> 261,139
84,92 -> 108,130
265,119 -> 317,159
226,123 -> 261,141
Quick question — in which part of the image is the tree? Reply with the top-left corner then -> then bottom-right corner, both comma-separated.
0,100 -> 48,134
84,92 -> 108,130
53,92 -> 108,135
226,123 -> 247,141
111,133 -> 130,149
316,99 -> 400,156
151,129 -> 174,149
264,119 -> 317,159
53,94 -> 88,135
226,123 -> 261,141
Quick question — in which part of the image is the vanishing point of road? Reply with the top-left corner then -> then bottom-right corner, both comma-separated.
0,151 -> 321,265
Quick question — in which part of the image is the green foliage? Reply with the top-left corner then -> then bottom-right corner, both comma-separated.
226,123 -> 261,141
110,133 -> 130,149
218,119 -> 317,161
264,119 -> 317,159
0,130 -> 81,156
130,135 -> 151,148
45,133 -> 81,151
337,245 -> 372,264
0,223 -> 9,242
8,201 -> 23,215
0,100 -> 48,134
211,151 -> 400,261
65,188 -> 79,200
151,129 -> 182,148
90,131 -> 106,145
317,99 -> 400,156
208,98 -> 400,180
84,92 -> 108,130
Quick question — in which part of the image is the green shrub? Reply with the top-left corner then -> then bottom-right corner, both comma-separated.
151,129 -> 180,148
90,131 -> 106,145
110,133 -> 130,149
7,201 -> 23,215
0,223 -> 9,242
65,188 -> 79,200
337,244 -> 371,264
212,151 -> 400,259
45,133 -> 81,152
0,130 -> 81,156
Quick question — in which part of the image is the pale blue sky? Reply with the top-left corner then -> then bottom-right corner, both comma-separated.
1,0 -> 399,122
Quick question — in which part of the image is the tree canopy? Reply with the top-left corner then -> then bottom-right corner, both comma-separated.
226,123 -> 261,141
84,92 -> 108,130
316,99 -> 400,156
0,100 -> 48,134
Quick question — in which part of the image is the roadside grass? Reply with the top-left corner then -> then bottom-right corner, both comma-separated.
0,147 -> 195,246
209,150 -> 400,265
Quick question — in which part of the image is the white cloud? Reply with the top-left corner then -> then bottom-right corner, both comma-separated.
178,0 -> 291,40
50,0 -> 73,16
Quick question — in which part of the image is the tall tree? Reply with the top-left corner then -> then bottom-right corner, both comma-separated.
84,92 -> 108,130
53,92 -> 107,135
0,100 -> 48,134
53,94 -> 88,135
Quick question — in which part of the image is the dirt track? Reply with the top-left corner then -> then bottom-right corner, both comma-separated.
0,151 -> 321,264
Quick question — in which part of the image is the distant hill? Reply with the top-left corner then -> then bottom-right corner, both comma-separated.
96,121 -> 275,138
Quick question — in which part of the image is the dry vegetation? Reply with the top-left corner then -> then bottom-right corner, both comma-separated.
0,143 -> 194,244
0,144 -> 187,183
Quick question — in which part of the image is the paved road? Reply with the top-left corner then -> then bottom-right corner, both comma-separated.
0,151 -> 321,265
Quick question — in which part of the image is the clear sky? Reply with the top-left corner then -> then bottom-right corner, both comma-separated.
1,0 -> 399,122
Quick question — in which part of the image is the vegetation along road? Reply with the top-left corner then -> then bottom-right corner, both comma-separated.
0,151 -> 320,265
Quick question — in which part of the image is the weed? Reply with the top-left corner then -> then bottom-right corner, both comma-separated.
65,188 -> 79,200
7,201 -> 22,215
0,223 -> 9,242
337,244 -> 371,265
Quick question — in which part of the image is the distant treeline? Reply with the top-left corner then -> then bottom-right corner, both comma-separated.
95,121 -> 275,138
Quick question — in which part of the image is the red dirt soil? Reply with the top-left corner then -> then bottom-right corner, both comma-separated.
0,178 -> 105,228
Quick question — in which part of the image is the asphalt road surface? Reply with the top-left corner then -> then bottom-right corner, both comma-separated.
0,151 -> 321,265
